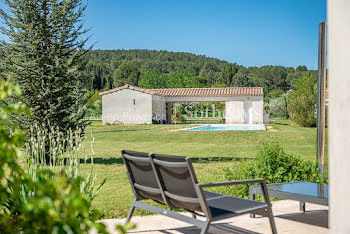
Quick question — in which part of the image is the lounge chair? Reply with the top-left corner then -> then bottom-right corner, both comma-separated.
121,150 -> 277,234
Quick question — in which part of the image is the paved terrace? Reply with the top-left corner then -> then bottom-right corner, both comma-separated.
95,200 -> 328,234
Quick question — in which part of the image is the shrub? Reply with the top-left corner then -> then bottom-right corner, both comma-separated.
288,73 -> 317,127
179,115 -> 186,123
0,79 -> 107,233
4,170 -> 107,233
223,142 -> 327,198
25,124 -> 106,202
270,96 -> 289,118
86,90 -> 102,110
94,99 -> 102,110
268,89 -> 284,98
264,104 -> 270,113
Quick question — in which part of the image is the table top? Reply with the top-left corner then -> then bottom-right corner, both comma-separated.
252,181 -> 328,199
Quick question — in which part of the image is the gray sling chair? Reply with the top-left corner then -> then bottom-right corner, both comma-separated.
121,150 -> 277,234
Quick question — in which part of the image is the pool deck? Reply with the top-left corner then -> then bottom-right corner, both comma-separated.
94,200 -> 328,234
176,124 -> 266,131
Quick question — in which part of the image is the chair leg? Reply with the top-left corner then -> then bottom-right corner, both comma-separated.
267,207 -> 277,234
124,199 -> 136,225
249,193 -> 256,218
200,220 -> 210,234
299,202 -> 306,212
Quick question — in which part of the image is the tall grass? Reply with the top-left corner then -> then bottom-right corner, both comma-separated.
24,123 -> 105,201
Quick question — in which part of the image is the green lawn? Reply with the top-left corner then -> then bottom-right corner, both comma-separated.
83,119 -> 327,218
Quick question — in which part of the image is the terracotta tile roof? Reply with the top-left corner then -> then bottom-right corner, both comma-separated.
100,84 -> 263,97
99,84 -> 167,97
150,87 -> 263,97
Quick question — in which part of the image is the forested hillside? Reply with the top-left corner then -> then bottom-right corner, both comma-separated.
85,49 -> 314,94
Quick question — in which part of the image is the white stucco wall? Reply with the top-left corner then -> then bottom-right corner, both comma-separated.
102,89 -> 153,125
224,96 -> 263,124
252,98 -> 264,124
225,101 -> 245,124
328,0 -> 350,233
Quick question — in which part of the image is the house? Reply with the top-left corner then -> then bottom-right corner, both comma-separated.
99,84 -> 264,125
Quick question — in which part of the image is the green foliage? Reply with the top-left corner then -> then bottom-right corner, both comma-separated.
270,96 -> 289,118
0,0 -> 91,133
85,108 -> 102,119
116,222 -> 137,234
85,49 -> 312,91
86,90 -> 102,110
138,69 -> 165,88
223,142 -> 326,198
268,89 -> 284,98
264,103 -> 270,113
113,61 -> 140,87
286,71 -> 306,88
288,73 -> 317,127
253,142 -> 325,183
166,71 -> 200,88
0,79 -> 107,233
232,67 -> 254,87
25,125 -> 106,202
296,65 -> 308,72
0,78 -> 26,215
4,171 -> 107,233
138,69 -> 204,89
178,115 -> 186,123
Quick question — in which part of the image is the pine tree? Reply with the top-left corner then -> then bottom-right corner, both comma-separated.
113,61 -> 140,87
0,0 -> 90,135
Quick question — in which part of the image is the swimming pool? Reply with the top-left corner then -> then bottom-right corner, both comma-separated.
185,124 -> 264,131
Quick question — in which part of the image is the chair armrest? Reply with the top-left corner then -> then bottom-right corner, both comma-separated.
197,178 -> 266,188
197,178 -> 272,206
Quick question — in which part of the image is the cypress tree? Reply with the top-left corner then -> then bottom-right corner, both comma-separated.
0,0 -> 91,135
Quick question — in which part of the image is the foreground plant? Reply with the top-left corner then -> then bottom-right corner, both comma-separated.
25,124 -> 106,201
0,79 -> 108,233
222,142 -> 327,198
4,170 -> 107,233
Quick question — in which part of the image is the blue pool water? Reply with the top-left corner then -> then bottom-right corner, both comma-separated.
187,125 -> 262,131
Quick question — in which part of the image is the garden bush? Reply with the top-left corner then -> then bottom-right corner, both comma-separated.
0,79 -> 135,233
269,97 -> 289,118
25,124 -> 106,202
3,170 -> 107,233
288,73 -> 317,127
0,79 -> 106,233
222,142 -> 327,198
86,90 -> 102,110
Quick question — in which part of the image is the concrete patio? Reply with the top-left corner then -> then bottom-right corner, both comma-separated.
97,200 -> 328,234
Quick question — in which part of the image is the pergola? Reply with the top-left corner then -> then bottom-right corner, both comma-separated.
149,86 -> 264,124
100,85 -> 264,125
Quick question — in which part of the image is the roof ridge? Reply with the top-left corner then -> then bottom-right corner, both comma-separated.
100,85 -> 263,96
150,86 -> 264,90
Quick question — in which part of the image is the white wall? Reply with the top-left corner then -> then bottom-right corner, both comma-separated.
252,98 -> 264,124
328,0 -> 350,233
225,96 -> 263,124
102,89 -> 153,125
226,101 -> 245,124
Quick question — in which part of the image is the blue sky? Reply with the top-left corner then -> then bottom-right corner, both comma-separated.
0,0 -> 326,69
85,0 -> 326,69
